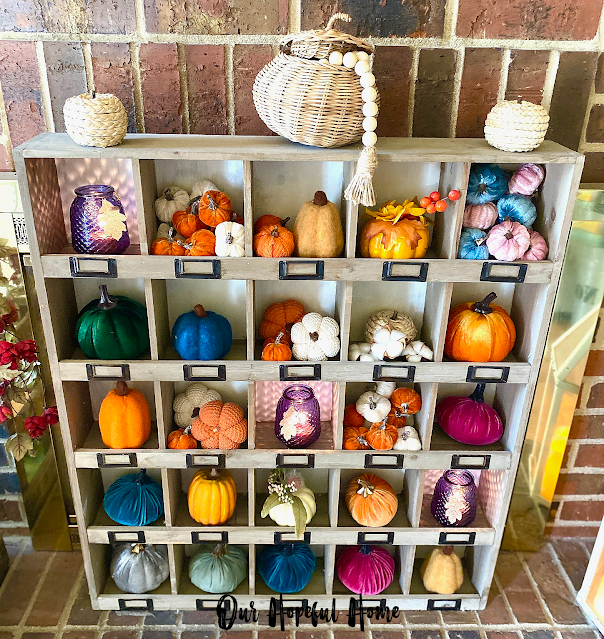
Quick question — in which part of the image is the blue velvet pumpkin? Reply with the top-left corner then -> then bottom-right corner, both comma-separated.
172,304 -> 232,361
458,228 -> 490,260
496,193 -> 537,227
103,469 -> 164,527
466,164 -> 509,205
258,543 -> 316,593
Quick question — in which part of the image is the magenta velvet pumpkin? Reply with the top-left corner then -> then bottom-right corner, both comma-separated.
508,163 -> 545,196
486,220 -> 530,261
336,545 -> 395,595
463,203 -> 498,230
435,384 -> 504,446
522,229 -> 548,261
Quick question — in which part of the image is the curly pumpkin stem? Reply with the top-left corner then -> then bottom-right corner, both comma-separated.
188,195 -> 202,207
357,478 -> 375,497
313,191 -> 328,206
194,304 -> 207,318
115,381 -> 129,396
131,543 -> 145,554
472,292 -> 497,315
469,383 -> 486,403
98,284 -> 117,311
368,398 -> 377,410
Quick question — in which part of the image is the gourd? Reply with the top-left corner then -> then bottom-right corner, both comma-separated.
343,404 -> 365,429
523,229 -> 548,261
364,310 -> 416,345
191,179 -> 219,198
197,191 -> 232,228
111,543 -> 169,594
172,207 -> 204,238
486,221 -> 530,262
254,215 -> 290,234
343,426 -> 371,450
360,216 -> 429,259
356,391 -> 390,423
215,221 -> 245,257
496,193 -> 537,227
155,187 -> 190,223
257,543 -> 316,594
390,387 -> 422,415
402,341 -> 434,363
189,543 -> 247,594
172,304 -> 232,361
293,191 -> 344,258
345,472 -> 398,527
261,332 -> 292,361
366,419 -> 398,450
445,292 -> 516,362
191,400 -> 248,450
103,469 -> 164,527
254,223 -> 295,258
151,226 -> 186,256
173,383 -> 222,428
508,163 -> 545,196
188,468 -> 237,525
76,285 -> 150,360
99,381 -> 151,449
462,203 -> 498,230
348,342 -> 377,362
336,545 -> 395,596
393,425 -> 422,451
466,164 -> 508,205
291,313 -> 340,361
259,299 -> 305,340
261,470 -> 316,538
183,229 -> 216,256
421,547 -> 464,595
167,426 -> 197,449
435,383 -> 504,446
458,228 -> 489,260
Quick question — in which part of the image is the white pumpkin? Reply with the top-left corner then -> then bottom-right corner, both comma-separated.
370,328 -> 408,360
367,381 -> 396,399
349,342 -> 377,362
393,425 -> 422,451
191,179 -> 219,198
173,383 -> 222,428
402,340 -> 434,363
155,187 -> 190,223
156,222 -> 185,242
268,485 -> 316,527
215,221 -> 245,257
356,391 -> 390,422
291,313 -> 340,361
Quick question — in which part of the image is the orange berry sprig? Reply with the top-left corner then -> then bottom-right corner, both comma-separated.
419,189 -> 461,214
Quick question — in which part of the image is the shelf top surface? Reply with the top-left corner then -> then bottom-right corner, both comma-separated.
14,133 -> 583,164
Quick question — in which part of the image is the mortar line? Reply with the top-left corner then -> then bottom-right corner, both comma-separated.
0,77 -> 13,169
12,551 -> 55,638
498,48 -> 511,101
177,43 -> 191,134
449,47 -> 465,138
0,537 -> 28,601
546,541 -> 580,597
226,43 -> 236,136
36,40 -> 55,133
517,550 -> 556,626
289,0 -> 301,33
82,41 -> 94,91
442,0 -> 459,42
130,42 -> 145,133
133,0 -> 147,38
54,564 -> 89,639
407,48 -> 420,137
541,49 -> 560,111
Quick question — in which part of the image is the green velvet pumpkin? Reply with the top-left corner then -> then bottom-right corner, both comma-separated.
76,285 -> 150,359
189,543 -> 247,593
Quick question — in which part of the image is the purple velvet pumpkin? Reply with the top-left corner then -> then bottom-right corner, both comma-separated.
336,545 -> 395,595
435,384 -> 504,446
508,163 -> 545,196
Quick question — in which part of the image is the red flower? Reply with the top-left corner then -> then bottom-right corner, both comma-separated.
42,406 -> 59,426
15,340 -> 37,364
0,341 -> 19,368
0,404 -> 12,423
24,415 -> 47,439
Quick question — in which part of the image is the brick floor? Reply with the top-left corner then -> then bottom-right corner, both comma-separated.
0,540 -> 600,639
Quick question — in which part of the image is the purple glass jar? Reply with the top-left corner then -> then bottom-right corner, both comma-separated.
274,384 -> 321,448
430,470 -> 477,527
70,184 -> 130,254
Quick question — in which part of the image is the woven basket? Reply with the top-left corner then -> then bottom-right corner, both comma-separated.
484,100 -> 549,153
64,92 -> 128,148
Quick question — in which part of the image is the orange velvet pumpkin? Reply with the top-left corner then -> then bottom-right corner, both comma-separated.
184,229 -> 216,256
167,426 -> 197,449
253,224 -> 295,258
445,292 -> 516,362
151,228 -> 186,256
198,191 -> 232,228
366,419 -> 398,450
98,381 -> 151,449
261,332 -> 292,361
343,404 -> 365,429
343,426 -> 370,450
254,215 -> 290,234
259,299 -> 305,340
385,407 -> 406,429
345,472 -> 398,527
191,400 -> 247,450
390,387 -> 422,415
173,208 -> 203,238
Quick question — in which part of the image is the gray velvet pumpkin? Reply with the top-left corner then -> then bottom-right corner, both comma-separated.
110,543 -> 169,594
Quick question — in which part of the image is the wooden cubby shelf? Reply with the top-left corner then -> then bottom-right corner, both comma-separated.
15,133 -> 583,612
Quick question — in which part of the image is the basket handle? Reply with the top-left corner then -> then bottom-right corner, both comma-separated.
326,12 -> 351,30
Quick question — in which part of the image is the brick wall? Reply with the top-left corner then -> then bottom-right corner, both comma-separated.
1,0 -> 604,537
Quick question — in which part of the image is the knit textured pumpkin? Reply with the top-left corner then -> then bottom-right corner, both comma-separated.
254,215 -> 290,234
337,544 -> 395,595
261,332 -> 292,361
167,426 -> 197,449
445,292 -> 516,362
486,221 -> 530,262
188,468 -> 237,525
103,469 -> 164,527
390,387 -> 422,415
343,425 -> 370,450
260,300 -> 305,340
173,383 -> 222,428
421,547 -> 463,595
345,472 -> 398,527
191,400 -> 247,450
293,191 -> 344,258
172,207 -> 204,238
458,228 -> 489,260
197,191 -> 232,228
366,419 -> 398,450
254,223 -> 295,258
291,313 -> 340,361
462,203 -> 498,230
99,381 -> 151,449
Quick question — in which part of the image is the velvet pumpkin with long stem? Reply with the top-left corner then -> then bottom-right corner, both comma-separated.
172,304 -> 232,361
99,381 -> 151,449
336,544 -> 395,595
103,469 -> 164,527
258,543 -> 316,594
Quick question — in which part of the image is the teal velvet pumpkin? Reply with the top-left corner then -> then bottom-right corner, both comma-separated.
189,543 -> 248,593
103,469 -> 164,526
458,228 -> 489,260
466,164 -> 509,205
76,285 -> 150,359
258,543 -> 316,594
172,304 -> 233,360
496,193 -> 537,227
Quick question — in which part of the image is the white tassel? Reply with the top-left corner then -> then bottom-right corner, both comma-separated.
344,145 -> 377,207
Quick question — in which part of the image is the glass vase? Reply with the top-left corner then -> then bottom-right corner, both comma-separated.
430,469 -> 477,527
274,384 -> 321,448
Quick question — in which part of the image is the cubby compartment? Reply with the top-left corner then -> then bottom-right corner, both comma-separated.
254,381 -> 338,450
409,545 -> 478,596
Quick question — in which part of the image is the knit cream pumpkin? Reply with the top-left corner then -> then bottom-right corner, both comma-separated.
421,547 -> 464,595
291,313 -> 340,361
173,383 -> 222,428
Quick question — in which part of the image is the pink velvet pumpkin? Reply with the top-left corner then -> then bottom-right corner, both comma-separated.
508,163 -> 545,196
522,229 -> 548,261
435,384 -> 504,446
463,203 -> 498,230
486,220 -> 530,261
336,544 -> 395,595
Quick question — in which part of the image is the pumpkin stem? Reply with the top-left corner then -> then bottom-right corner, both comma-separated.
270,226 -> 280,238
309,331 -> 319,342
472,292 -> 497,315
225,232 -> 233,244
391,311 -> 398,321
313,191 -> 328,206
357,478 -> 375,497
212,543 -> 227,558
469,383 -> 486,403
478,183 -> 487,194
281,217 -> 291,227
97,285 -> 117,311
188,195 -> 202,208
359,544 -> 372,555
115,381 -> 129,396
135,469 -> 147,484
275,332 -> 284,345
191,406 -> 200,419
369,398 -> 376,410
164,188 -> 174,201
210,468 -> 220,478
504,231 -> 514,240
131,543 -> 145,554
90,89 -> 96,99
194,304 -> 207,318
207,195 -> 218,211
443,545 -> 454,556
475,235 -> 487,246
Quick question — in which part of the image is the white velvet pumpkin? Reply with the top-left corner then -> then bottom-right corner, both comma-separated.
392,425 -> 422,451
191,179 -> 219,198
156,222 -> 185,242
367,381 -> 396,399
215,221 -> 245,257
111,543 -> 169,594
155,187 -> 190,223
268,485 -> 316,526
356,391 -> 390,422
291,313 -> 340,361
173,383 -> 222,428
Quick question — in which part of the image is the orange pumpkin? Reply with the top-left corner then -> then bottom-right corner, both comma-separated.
184,229 -> 216,256
191,400 -> 247,450
345,472 -> 398,527
366,419 -> 398,450
254,214 -> 290,234
260,299 -> 305,340
151,227 -> 186,256
98,381 -> 151,449
253,224 -> 295,258
198,190 -> 232,228
188,467 -> 237,525
261,332 -> 292,361
343,404 -> 365,429
390,387 -> 422,415
385,407 -> 406,429
445,292 -> 516,363
167,426 -> 197,449
173,208 -> 203,238
343,426 -> 370,450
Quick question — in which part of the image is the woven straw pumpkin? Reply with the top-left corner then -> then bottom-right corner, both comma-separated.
64,91 -> 128,148
484,100 -> 549,152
